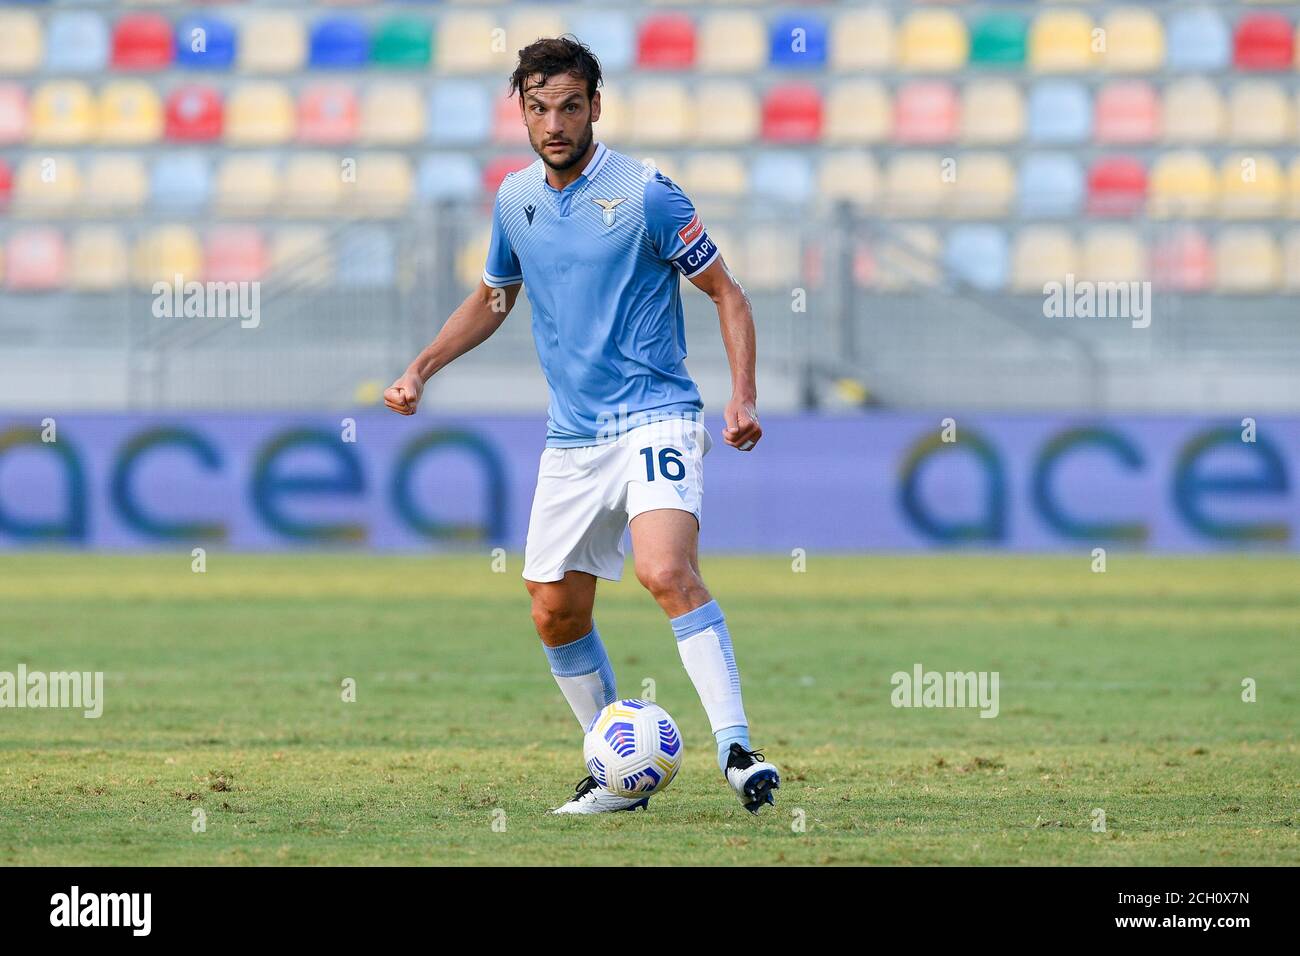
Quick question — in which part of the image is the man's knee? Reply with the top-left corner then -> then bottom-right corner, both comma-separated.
636,562 -> 704,604
527,581 -> 591,643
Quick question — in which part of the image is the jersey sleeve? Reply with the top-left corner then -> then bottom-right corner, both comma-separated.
643,172 -> 721,279
482,189 -> 523,288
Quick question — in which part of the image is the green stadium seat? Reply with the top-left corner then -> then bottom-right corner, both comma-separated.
371,17 -> 433,69
969,14 -> 1026,67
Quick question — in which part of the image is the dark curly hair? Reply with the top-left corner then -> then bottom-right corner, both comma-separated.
508,35 -> 603,101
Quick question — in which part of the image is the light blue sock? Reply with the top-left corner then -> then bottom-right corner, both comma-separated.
714,724 -> 751,775
542,624 -> 617,732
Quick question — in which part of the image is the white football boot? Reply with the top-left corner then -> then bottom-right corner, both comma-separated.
724,743 -> 780,814
551,775 -> 650,815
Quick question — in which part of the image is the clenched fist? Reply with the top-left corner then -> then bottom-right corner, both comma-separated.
384,372 -> 424,416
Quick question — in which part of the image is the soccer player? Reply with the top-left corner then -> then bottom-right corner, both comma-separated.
384,37 -> 779,815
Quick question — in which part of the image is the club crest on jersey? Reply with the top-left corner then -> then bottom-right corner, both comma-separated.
592,197 -> 627,227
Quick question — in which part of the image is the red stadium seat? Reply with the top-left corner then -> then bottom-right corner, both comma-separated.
205,227 -> 267,282
637,14 -> 696,69
761,84 -> 823,143
1233,14 -> 1293,71
492,93 -> 529,146
893,81 -> 959,144
1094,81 -> 1159,145
6,229 -> 67,291
0,158 -> 12,208
111,14 -> 175,71
1151,227 -> 1213,292
165,86 -> 223,143
0,84 -> 26,145
482,156 -> 534,196
1087,156 -> 1147,217
297,85 -> 359,145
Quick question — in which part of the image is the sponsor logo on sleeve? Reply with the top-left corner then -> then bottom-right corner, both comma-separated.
677,214 -> 704,247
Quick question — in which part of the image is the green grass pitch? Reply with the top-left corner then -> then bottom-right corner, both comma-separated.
0,552 -> 1296,866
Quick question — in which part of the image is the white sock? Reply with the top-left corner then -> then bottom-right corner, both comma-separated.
671,599 -> 748,733
541,625 -> 616,731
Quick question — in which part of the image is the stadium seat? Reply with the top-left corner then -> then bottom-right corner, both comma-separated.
1149,152 -> 1218,219
270,228 -> 332,287
1161,79 -> 1225,144
437,14 -> 497,74
97,80 -> 163,145
175,16 -> 235,70
310,17 -> 369,70
824,81 -> 890,144
951,153 -> 1015,219
569,12 -> 635,73
1026,81 -> 1091,144
352,153 -> 414,218
1233,14 -> 1293,71
507,12 -> 568,61
768,14 -> 828,69
225,83 -> 295,145
29,81 -> 96,145
1088,157 -> 1147,218
457,229 -> 490,289
697,13 -> 765,72
1219,154 -> 1284,219
1018,153 -> 1085,219
873,225 -> 940,290
0,84 -> 26,144
14,155 -> 81,217
897,10 -> 968,72
297,84 -> 359,145
238,14 -> 306,74
427,81 -> 491,145
943,226 -> 1008,291
165,85 -> 222,142
817,153 -> 879,211
1282,231 -> 1300,293
150,154 -> 211,209
744,227 -> 801,291
1151,227 -> 1213,291
205,227 -> 267,283
1227,80 -> 1292,144
829,9 -> 894,71
893,81 -> 958,144
761,84 -> 822,144
45,12 -> 110,73
282,153 -> 343,215
1081,227 -> 1146,282
1165,9 -> 1230,73
750,153 -> 814,205
337,227 -> 396,288
111,14 -> 173,70
0,158 -> 11,209
482,156 -> 534,196
84,155 -> 148,213
132,226 -> 203,288
1214,228 -> 1280,292
492,92 -> 530,146
1011,227 -> 1079,292
882,153 -> 949,217
360,82 -> 425,145
638,14 -> 696,69
69,226 -> 128,291
1028,11 -> 1095,73
371,17 -> 432,69
692,83 -> 759,145
214,155 -> 280,215
1094,81 -> 1159,145
6,229 -> 67,292
0,11 -> 42,74
969,13 -> 1026,68
680,153 -> 747,199
628,82 -> 691,145
418,154 -> 481,203
961,80 -> 1024,144
1100,9 -> 1164,73
1290,158 -> 1300,220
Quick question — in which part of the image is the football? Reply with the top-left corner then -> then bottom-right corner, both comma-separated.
583,699 -> 683,798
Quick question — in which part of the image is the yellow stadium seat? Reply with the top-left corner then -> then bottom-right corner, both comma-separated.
883,152 -> 951,217
360,82 -> 425,145
0,12 -> 42,74
898,10 -> 968,72
508,12 -> 567,58
1214,228 -> 1280,293
874,226 -> 940,290
270,228 -> 332,286
239,14 -> 307,73
133,226 -> 203,288
1082,227 -> 1146,281
679,153 -> 747,198
1219,153 -> 1284,219
1289,158 -> 1300,219
831,9 -> 894,71
1149,151 -> 1217,218
1162,79 -> 1225,144
745,227 -> 800,292
97,81 -> 163,145
698,13 -> 766,72
14,154 -> 81,217
1029,11 -> 1096,73
70,227 -> 128,291
824,81 -> 890,144
1099,9 -> 1165,73
961,80 -> 1025,144
1282,231 -> 1300,292
282,154 -> 343,215
629,82 -> 690,146
818,153 -> 879,211
225,83 -> 295,145
29,81 -> 96,145
1012,227 -> 1079,291
1227,81 -> 1292,144
214,155 -> 280,215
84,156 -> 149,214
951,153 -> 1015,218
457,229 -> 490,288
439,14 -> 497,73
351,153 -> 414,218
594,86 -> 625,144
691,83 -> 758,145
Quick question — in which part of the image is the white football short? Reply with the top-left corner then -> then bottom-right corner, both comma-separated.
522,417 -> 714,583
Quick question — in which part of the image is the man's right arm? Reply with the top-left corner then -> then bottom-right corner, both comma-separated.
384,280 -> 521,416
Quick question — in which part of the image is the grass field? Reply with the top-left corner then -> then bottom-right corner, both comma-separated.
0,552 -> 1296,866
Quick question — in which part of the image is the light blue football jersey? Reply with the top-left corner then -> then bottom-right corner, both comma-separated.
482,142 -> 720,447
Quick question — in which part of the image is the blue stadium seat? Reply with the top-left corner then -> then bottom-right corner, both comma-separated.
310,17 -> 370,70
427,81 -> 492,145
1026,81 -> 1091,144
175,17 -> 236,70
45,12 -> 109,73
150,154 -> 211,209
337,228 -> 395,288
943,226 -> 1008,291
1166,9 -> 1231,72
1017,153 -> 1085,218
568,11 -> 635,72
418,155 -> 481,203
768,14 -> 828,69
750,152 -> 814,204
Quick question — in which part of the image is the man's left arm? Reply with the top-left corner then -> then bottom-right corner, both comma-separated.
687,259 -> 762,452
